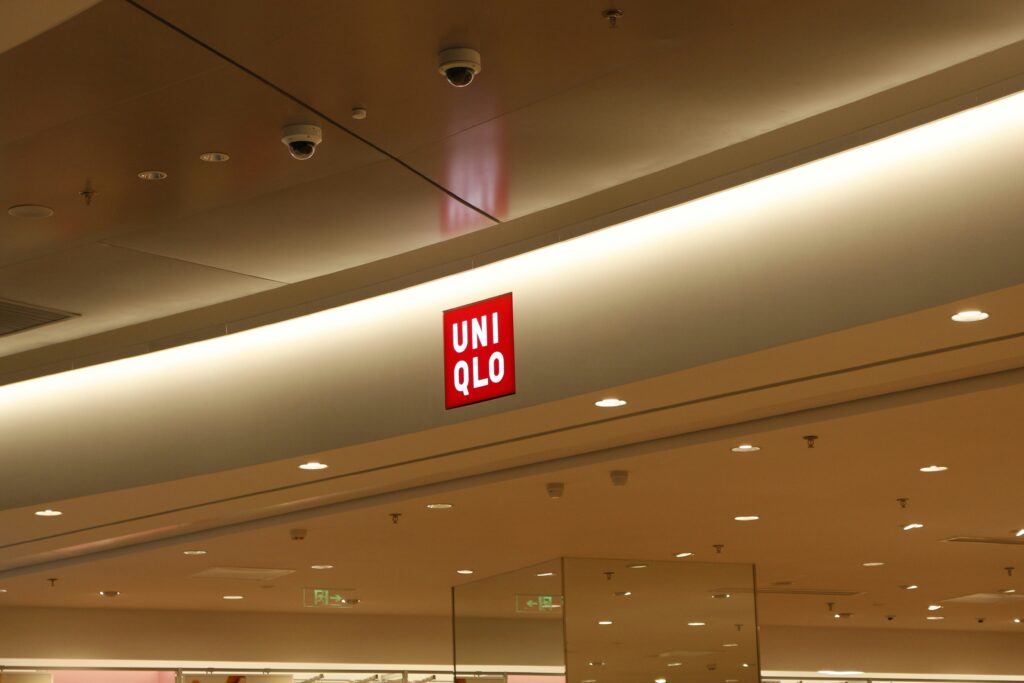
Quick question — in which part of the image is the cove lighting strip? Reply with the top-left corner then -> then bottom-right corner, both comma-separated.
2,86 -> 1024,403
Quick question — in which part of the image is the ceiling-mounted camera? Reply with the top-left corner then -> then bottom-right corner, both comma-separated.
281,124 -> 322,160
438,47 -> 481,87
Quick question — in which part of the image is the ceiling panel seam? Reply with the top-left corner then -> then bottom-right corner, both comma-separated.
97,241 -> 289,284
3,338 -> 1023,567
121,0 -> 502,225
3,362 -> 1024,580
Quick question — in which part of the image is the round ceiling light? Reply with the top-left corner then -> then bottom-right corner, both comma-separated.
182,550 -> 207,556
536,571 -> 556,577
99,590 -> 120,598
674,552 -> 694,558
598,620 -> 613,625
722,643 -> 739,647
311,564 -> 334,570
222,595 -> 244,600
298,461 -> 328,470
862,562 -> 885,567
627,563 -> 648,569
926,615 -> 944,621
34,509 -> 62,517
426,503 -> 453,509
7,204 -> 53,218
595,398 -> 627,408
731,444 -> 760,453
666,663 -> 682,667
928,604 -> 943,611
903,522 -> 925,531
137,170 -> 168,180
919,465 -> 948,473
0,589 -> 7,593
199,152 -> 230,162
687,621 -> 706,627
1015,529 -> 1024,537
951,310 -> 989,322
456,569 -> 474,575
734,515 -> 760,521
901,584 -> 919,590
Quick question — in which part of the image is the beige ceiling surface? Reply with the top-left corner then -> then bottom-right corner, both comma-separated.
1,371 -> 1023,637
1,278 -> 1021,571
3,0 -> 1024,362
136,0 -> 1024,220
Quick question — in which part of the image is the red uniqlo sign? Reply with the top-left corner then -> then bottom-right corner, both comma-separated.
443,293 -> 516,409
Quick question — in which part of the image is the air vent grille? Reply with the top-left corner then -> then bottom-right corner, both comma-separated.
721,587 -> 863,597
943,536 -> 1024,546
0,299 -> 75,337
191,567 -> 295,581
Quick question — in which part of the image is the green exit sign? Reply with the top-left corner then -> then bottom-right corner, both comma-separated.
303,587 -> 357,608
515,593 -> 563,613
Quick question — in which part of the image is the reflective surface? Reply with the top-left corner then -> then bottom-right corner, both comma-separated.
453,558 -> 565,675
452,558 -> 759,683
563,558 -> 759,683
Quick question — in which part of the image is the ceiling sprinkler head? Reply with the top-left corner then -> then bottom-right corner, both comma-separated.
546,482 -> 565,499
610,470 -> 629,486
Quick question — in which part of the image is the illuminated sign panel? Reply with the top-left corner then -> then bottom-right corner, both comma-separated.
443,293 -> 516,409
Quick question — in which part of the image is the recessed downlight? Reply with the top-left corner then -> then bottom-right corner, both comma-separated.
627,563 -> 648,569
222,595 -> 244,600
34,509 -> 62,517
7,204 -> 54,219
199,152 -> 230,162
674,552 -> 694,558
919,465 -> 948,473
687,621 -> 706,627
722,643 -> 739,648
137,170 -> 168,180
426,503 -> 453,509
615,591 -> 632,597
588,662 -> 605,667
595,398 -> 627,408
1015,529 -> 1024,537
1014,618 -> 1022,624
456,569 -> 474,575
655,678 -> 667,683
536,571 -> 556,577
734,515 -> 759,521
928,604 -> 943,611
311,564 -> 334,570
183,550 -> 207,556
862,562 -> 885,567
926,615 -> 944,621
98,590 -> 120,598
0,589 -> 7,593
999,588 -> 1016,594
901,584 -> 919,590
598,620 -> 613,625
903,522 -> 925,531
741,664 -> 750,669
731,444 -> 760,453
951,310 -> 989,322
667,663 -> 682,667
299,461 -> 328,470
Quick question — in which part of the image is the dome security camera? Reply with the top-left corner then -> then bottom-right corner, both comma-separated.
438,47 -> 481,87
281,124 -> 322,160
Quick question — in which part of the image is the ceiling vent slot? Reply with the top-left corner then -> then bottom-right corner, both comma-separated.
722,587 -> 863,597
943,536 -> 1024,546
191,567 -> 295,581
0,299 -> 76,337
